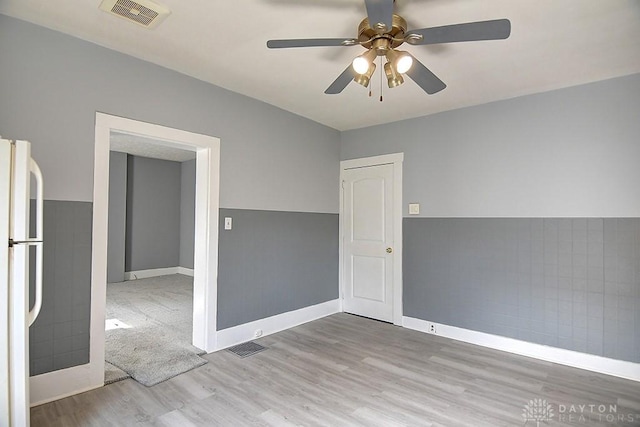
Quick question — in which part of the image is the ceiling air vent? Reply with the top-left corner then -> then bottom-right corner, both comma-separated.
99,0 -> 170,29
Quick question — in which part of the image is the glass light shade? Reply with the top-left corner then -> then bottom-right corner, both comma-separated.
384,62 -> 403,88
352,56 -> 371,75
354,62 -> 376,87
395,54 -> 413,74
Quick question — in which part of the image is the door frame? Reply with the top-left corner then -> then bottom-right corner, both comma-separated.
29,113 -> 221,405
339,153 -> 403,326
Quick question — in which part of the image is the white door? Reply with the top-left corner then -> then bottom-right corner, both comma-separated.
342,162 -> 395,322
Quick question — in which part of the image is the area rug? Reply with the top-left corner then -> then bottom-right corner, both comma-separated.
104,362 -> 130,385
105,274 -> 207,386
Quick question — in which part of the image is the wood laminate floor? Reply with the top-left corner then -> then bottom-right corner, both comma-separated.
31,313 -> 640,426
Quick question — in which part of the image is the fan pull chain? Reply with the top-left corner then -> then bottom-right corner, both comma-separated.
379,56 -> 383,102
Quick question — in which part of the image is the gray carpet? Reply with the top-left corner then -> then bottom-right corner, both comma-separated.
105,274 -> 207,386
104,362 -> 130,385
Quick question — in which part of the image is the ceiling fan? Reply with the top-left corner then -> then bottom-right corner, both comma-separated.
267,0 -> 511,96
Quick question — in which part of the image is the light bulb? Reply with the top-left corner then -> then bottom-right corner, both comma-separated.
352,56 -> 370,75
395,54 -> 413,74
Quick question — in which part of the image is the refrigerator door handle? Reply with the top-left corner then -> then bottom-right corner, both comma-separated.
27,242 -> 43,326
28,158 -> 44,326
30,158 -> 44,243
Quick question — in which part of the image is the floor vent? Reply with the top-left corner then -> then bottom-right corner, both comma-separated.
227,341 -> 267,358
99,0 -> 170,29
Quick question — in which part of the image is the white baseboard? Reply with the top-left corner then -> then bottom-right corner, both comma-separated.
216,299 -> 340,351
402,317 -> 640,382
30,363 -> 103,407
177,267 -> 194,277
124,267 -> 187,280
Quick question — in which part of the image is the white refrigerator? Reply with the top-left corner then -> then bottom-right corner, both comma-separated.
1,138 -> 44,427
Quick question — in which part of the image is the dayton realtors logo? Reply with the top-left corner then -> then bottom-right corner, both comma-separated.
522,398 -> 554,426
556,403 -> 640,424
522,398 -> 640,425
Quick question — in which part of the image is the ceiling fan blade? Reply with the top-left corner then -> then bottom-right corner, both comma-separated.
267,38 -> 357,49
364,0 -> 394,32
407,19 -> 511,45
325,66 -> 355,94
405,55 -> 446,94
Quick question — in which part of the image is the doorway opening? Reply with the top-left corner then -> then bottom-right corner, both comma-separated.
104,134 -> 202,385
91,113 -> 220,388
28,114 -> 220,403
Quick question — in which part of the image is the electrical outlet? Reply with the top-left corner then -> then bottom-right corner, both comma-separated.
428,322 -> 436,334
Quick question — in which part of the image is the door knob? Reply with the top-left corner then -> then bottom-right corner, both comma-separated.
386,247 -> 393,253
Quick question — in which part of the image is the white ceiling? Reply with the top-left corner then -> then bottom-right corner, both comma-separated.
2,0 -> 639,131
110,131 -> 196,162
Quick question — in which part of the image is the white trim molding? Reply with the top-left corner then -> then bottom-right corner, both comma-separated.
30,364 -> 101,407
177,267 -> 194,277
93,112 -> 221,356
403,317 -> 640,383
123,267 -> 195,281
216,300 -> 340,351
339,153 -> 404,326
341,153 -> 404,170
123,267 -> 178,281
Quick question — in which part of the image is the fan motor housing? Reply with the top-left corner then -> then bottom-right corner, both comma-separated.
358,14 -> 407,50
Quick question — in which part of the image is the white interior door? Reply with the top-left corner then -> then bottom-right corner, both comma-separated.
342,163 -> 395,322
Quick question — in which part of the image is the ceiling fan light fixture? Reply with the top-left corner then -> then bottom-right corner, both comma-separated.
352,48 -> 377,75
396,53 -> 413,74
267,3 -> 512,97
354,62 -> 376,87
387,49 -> 413,74
352,56 -> 370,75
384,61 -> 404,88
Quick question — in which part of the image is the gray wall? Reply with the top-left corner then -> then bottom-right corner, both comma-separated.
404,218 -> 640,363
342,73 -> 640,218
107,151 -> 127,283
342,73 -> 640,364
125,155 -> 181,271
0,15 -> 340,211
217,209 -> 339,329
108,154 -> 197,278
0,15 -> 340,375
29,201 -> 92,376
179,159 -> 196,269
